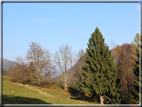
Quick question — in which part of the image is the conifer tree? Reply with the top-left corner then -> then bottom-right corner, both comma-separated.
79,27 -> 121,104
132,34 -> 142,104
28,61 -> 36,73
132,48 -> 139,103
28,61 -> 36,83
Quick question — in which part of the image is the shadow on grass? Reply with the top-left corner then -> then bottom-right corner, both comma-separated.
3,94 -> 51,104
68,86 -> 97,103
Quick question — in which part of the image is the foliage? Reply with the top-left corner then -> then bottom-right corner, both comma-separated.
131,33 -> 142,104
27,61 -> 36,83
130,33 -> 140,65
3,69 -> 8,76
78,27 -> 121,104
115,44 -> 135,104
7,66 -> 12,77
7,59 -> 37,85
10,62 -> 29,83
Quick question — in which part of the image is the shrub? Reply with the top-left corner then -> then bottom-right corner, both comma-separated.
130,99 -> 137,104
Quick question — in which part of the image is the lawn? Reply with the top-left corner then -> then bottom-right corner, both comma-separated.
2,76 -> 98,104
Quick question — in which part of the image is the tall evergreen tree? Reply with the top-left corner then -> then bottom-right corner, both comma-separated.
132,34 -> 142,104
79,27 -> 121,104
132,48 -> 139,103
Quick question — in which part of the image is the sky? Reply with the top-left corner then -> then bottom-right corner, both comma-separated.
3,3 -> 140,61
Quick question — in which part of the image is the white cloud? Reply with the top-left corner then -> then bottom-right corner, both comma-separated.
33,18 -> 53,23
67,29 -> 77,32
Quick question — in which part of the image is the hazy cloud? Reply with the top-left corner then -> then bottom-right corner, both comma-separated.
67,29 -> 77,32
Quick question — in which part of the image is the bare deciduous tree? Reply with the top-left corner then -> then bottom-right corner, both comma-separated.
54,45 -> 75,91
110,41 -> 118,64
27,42 -> 51,89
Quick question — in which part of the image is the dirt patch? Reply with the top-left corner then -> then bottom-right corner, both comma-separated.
42,86 -> 63,92
78,101 -> 86,104
14,83 -> 54,97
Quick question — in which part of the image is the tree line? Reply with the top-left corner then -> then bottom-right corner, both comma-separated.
6,41 -> 84,90
5,27 -> 141,104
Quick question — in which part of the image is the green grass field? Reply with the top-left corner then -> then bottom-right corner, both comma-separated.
3,76 -> 98,104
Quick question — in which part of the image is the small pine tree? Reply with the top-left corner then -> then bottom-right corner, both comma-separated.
79,27 -> 121,104
28,61 -> 36,83
29,61 -> 36,73
3,69 -> 8,76
7,66 -> 12,77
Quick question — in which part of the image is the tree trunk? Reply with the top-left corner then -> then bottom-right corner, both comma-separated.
127,74 -> 130,104
99,95 -> 104,104
64,83 -> 67,91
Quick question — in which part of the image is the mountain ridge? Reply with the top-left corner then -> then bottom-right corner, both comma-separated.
0,58 -> 17,70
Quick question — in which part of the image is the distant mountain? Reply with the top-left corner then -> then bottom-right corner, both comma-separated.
0,58 -> 17,70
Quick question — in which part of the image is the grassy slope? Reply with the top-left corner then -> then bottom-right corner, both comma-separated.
3,76 -> 97,104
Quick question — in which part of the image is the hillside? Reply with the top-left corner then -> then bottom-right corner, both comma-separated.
0,59 -> 17,70
3,76 -> 97,104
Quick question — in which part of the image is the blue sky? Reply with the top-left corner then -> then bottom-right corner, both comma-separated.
3,3 -> 140,61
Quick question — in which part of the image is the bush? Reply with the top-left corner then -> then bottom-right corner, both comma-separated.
130,99 -> 137,104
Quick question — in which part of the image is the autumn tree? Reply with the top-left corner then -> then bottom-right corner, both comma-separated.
7,57 -> 29,83
130,33 -> 140,65
54,45 -> 75,91
115,44 -> 135,104
27,42 -> 51,89
79,27 -> 120,104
